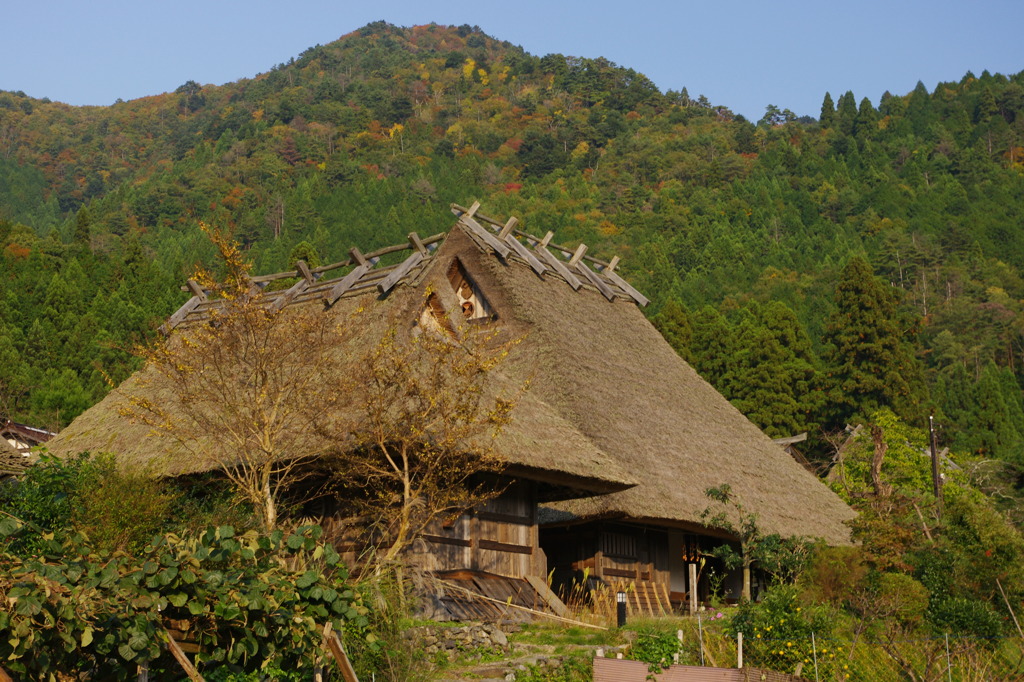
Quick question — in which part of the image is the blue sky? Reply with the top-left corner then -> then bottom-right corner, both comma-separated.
3,0 -> 1022,121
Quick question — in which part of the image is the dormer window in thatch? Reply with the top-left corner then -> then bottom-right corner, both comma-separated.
447,259 -> 495,323
418,293 -> 457,339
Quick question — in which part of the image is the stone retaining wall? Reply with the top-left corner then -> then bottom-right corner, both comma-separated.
405,622 -> 519,659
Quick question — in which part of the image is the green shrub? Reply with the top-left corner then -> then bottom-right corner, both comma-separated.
629,627 -> 682,673
928,596 -> 1004,639
800,545 -> 868,606
0,452 -> 96,551
0,520 -> 372,680
346,570 -> 433,682
728,585 -> 837,674
0,451 -> 181,554
204,666 -> 312,681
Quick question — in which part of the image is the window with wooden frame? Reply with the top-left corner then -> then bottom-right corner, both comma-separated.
447,259 -> 495,323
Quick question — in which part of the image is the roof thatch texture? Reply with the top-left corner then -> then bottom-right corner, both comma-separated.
45,220 -> 635,498
47,205 -> 854,543
445,224 -> 854,544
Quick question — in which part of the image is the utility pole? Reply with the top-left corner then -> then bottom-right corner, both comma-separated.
929,415 -> 943,519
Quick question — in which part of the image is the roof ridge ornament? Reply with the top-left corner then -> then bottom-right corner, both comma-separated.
163,203 -> 649,333
450,202 -> 648,307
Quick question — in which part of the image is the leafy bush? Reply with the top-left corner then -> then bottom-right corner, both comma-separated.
0,452 -> 178,554
0,452 -> 98,552
0,520 -> 372,680
728,585 -> 838,674
629,627 -> 682,673
347,571 -> 433,682
928,596 -> 1005,640
800,545 -> 869,606
204,666 -> 312,681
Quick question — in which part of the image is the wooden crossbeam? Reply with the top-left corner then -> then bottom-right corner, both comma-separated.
503,233 -> 548,276
322,623 -> 360,682
533,241 -> 583,290
164,627 -> 205,681
459,215 -> 511,258
575,261 -> 617,301
568,243 -> 588,267
323,254 -> 377,306
186,280 -> 207,301
601,265 -> 650,307
524,575 -> 572,618
161,296 -> 204,335
349,247 -> 369,266
271,276 -> 311,312
498,216 -> 519,239
296,259 -> 315,284
408,232 -> 428,255
377,250 -> 425,294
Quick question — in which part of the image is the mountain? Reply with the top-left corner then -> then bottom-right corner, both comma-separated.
1,22 -> 1023,470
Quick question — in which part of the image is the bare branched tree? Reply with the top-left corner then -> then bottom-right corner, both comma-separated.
127,224 -> 521,551
325,324 -> 521,567
126,224 -> 353,531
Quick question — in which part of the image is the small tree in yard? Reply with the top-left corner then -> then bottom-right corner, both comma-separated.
326,324 -> 520,567
127,224 -> 353,531
701,484 -> 812,601
129,223 -> 520,553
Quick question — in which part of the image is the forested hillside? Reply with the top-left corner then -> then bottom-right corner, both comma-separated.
2,22 -> 1023,474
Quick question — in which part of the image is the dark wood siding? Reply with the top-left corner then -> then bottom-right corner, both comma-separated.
315,478 -> 542,579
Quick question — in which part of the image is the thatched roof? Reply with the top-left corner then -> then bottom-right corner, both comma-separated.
47,203 -> 854,542
2,419 -> 55,448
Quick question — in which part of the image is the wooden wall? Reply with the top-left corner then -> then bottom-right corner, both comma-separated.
541,522 -> 719,614
543,523 -> 670,585
323,479 -> 544,579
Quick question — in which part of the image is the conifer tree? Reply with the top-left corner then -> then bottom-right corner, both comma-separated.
74,207 -> 91,247
653,299 -> 693,363
854,97 -> 878,137
837,91 -> 858,136
688,306 -> 734,393
723,302 -> 822,437
955,363 -> 1024,464
823,256 -> 925,428
819,92 -> 835,128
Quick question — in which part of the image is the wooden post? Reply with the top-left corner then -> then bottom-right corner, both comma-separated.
997,578 -> 1024,639
697,612 -> 704,666
137,662 -> 150,682
0,666 -> 14,682
185,279 -> 207,301
689,563 -> 698,615
929,415 -> 943,518
323,623 -> 361,682
737,631 -> 743,669
568,243 -> 588,267
165,628 -> 205,682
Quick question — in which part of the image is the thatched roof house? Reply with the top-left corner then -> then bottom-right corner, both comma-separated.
48,203 -> 854,611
